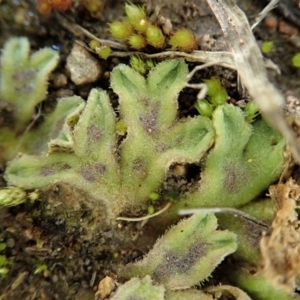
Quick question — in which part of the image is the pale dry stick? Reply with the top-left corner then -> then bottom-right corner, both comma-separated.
185,83 -> 207,100
75,38 -> 279,74
116,202 -> 171,222
73,36 -> 235,68
179,207 -> 268,228
75,24 -> 128,50
111,50 -> 236,70
56,14 -> 128,50
185,62 -> 220,100
251,0 -> 279,30
206,0 -> 300,163
186,61 -> 223,81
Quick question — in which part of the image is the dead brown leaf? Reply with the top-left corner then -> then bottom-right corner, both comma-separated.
260,178 -> 300,292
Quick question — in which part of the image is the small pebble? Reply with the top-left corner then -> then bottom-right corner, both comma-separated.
96,276 -> 115,299
6,238 -> 15,248
66,43 -> 103,85
55,89 -> 74,98
53,73 -> 68,87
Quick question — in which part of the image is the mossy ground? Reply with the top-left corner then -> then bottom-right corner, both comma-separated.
0,0 -> 300,299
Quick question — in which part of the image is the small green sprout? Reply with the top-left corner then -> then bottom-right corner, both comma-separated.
147,205 -> 155,214
129,56 -> 147,74
0,187 -> 27,207
89,39 -> 100,50
34,263 -> 48,274
292,52 -> 300,68
129,56 -> 156,75
0,267 -> 9,277
116,119 -> 127,135
89,40 -> 112,60
195,99 -> 213,117
244,100 -> 259,123
0,255 -> 11,277
261,41 -> 274,54
205,77 -> 223,97
149,192 -> 159,201
169,28 -> 197,52
0,243 -> 7,251
204,77 -> 228,106
145,59 -> 155,69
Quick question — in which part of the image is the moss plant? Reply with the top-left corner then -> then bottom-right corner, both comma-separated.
168,28 -> 198,52
195,77 -> 228,118
129,56 -> 156,75
111,276 -> 165,300
1,34 -> 289,297
0,37 -> 59,164
109,20 -> 134,41
122,213 -> 237,289
244,100 -> 259,122
0,37 -> 58,128
161,104 -> 285,223
146,25 -> 165,48
5,59 -> 215,222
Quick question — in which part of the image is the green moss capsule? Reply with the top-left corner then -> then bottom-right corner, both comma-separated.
146,24 -> 165,48
168,28 -> 197,52
98,46 -> 111,60
128,33 -> 146,49
133,18 -> 150,33
195,99 -> 213,117
130,56 -> 147,75
204,77 -> 222,97
210,89 -> 228,106
89,39 -> 101,50
124,3 -> 146,23
109,20 -> 133,41
124,3 -> 149,33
